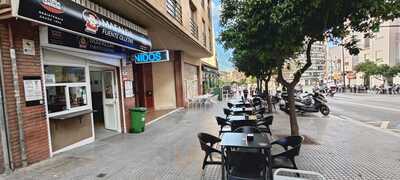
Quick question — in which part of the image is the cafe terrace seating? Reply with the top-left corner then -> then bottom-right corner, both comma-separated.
197,94 -> 313,180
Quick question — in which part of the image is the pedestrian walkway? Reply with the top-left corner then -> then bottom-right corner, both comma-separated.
2,102 -> 400,180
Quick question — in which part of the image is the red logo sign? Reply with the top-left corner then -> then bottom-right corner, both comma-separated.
40,0 -> 64,14
79,37 -> 88,49
83,10 -> 100,34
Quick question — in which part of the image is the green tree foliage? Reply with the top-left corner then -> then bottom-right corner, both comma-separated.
220,0 -> 400,135
231,48 -> 277,112
355,61 -> 379,77
356,61 -> 400,85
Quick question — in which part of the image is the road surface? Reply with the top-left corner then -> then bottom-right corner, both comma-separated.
328,93 -> 400,130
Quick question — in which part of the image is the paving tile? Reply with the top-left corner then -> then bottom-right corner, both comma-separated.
1,101 -> 400,180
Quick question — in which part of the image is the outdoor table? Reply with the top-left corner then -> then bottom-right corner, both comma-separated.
230,101 -> 252,108
228,115 -> 257,122
230,107 -> 254,114
220,132 -> 273,180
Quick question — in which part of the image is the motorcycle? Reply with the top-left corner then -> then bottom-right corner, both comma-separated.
279,91 -> 330,116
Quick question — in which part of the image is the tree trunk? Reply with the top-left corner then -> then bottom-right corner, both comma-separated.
287,86 -> 299,136
256,78 -> 260,93
265,79 -> 273,113
277,69 -> 300,136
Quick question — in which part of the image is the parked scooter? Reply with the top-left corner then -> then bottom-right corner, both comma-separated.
327,89 -> 336,97
279,91 -> 330,116
321,87 -> 336,97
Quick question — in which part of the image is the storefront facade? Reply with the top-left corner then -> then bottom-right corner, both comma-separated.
0,0 -> 215,172
202,64 -> 219,94
0,0 -> 153,171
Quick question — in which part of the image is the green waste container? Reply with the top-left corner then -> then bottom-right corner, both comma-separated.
129,107 -> 147,133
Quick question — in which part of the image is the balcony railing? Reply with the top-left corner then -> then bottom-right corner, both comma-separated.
166,0 -> 182,24
190,19 -> 199,39
203,33 -> 207,47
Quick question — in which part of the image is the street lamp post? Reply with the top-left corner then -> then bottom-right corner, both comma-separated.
341,45 -> 346,92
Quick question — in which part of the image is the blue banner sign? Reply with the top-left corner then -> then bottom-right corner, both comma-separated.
134,50 -> 169,64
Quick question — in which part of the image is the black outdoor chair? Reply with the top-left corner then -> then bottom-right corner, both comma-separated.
225,151 -> 267,180
230,120 -> 257,131
197,133 -> 223,169
253,101 -> 262,108
224,108 -> 233,119
254,107 -> 266,115
227,102 -> 234,109
253,97 -> 262,102
271,136 -> 304,170
256,115 -> 273,135
216,116 -> 231,135
271,96 -> 280,111
233,126 -> 261,133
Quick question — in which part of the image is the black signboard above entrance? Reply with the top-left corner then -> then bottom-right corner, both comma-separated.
17,0 -> 151,52
48,27 -> 129,54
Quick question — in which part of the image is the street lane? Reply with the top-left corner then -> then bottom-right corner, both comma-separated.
328,93 -> 400,129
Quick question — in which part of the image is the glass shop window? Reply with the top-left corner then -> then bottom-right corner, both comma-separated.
69,86 -> 88,108
46,86 -> 67,113
44,65 -> 89,115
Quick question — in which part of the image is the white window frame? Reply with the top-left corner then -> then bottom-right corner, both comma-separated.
44,64 -> 91,117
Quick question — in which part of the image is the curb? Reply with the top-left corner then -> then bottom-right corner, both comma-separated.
331,114 -> 400,138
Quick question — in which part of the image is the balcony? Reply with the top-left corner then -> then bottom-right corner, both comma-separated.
166,0 -> 182,24
190,19 -> 199,39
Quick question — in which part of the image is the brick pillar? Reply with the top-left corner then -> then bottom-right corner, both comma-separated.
0,20 -> 50,169
173,51 -> 185,107
124,63 -> 135,132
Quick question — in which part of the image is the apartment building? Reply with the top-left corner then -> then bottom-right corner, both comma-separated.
0,0 -> 215,172
355,19 -> 400,86
300,42 -> 327,87
201,30 -> 219,93
282,42 -> 327,90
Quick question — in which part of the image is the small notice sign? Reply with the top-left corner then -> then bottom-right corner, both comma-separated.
23,76 -> 43,106
124,80 -> 134,98
22,39 -> 35,56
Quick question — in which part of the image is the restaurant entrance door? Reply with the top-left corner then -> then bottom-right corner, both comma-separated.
102,71 -> 119,131
90,66 -> 121,139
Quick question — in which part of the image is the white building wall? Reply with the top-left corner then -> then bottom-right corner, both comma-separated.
353,19 -> 400,87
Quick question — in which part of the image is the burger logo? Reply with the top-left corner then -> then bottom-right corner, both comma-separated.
79,37 -> 88,49
40,0 -> 64,14
83,10 -> 100,34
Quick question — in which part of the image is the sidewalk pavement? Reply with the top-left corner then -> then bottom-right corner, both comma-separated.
2,101 -> 400,180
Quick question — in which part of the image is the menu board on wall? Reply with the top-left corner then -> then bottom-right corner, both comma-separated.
23,76 -> 43,106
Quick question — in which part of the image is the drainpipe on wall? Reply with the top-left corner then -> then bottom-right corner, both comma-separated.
0,28 -> 12,173
8,22 -> 28,167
